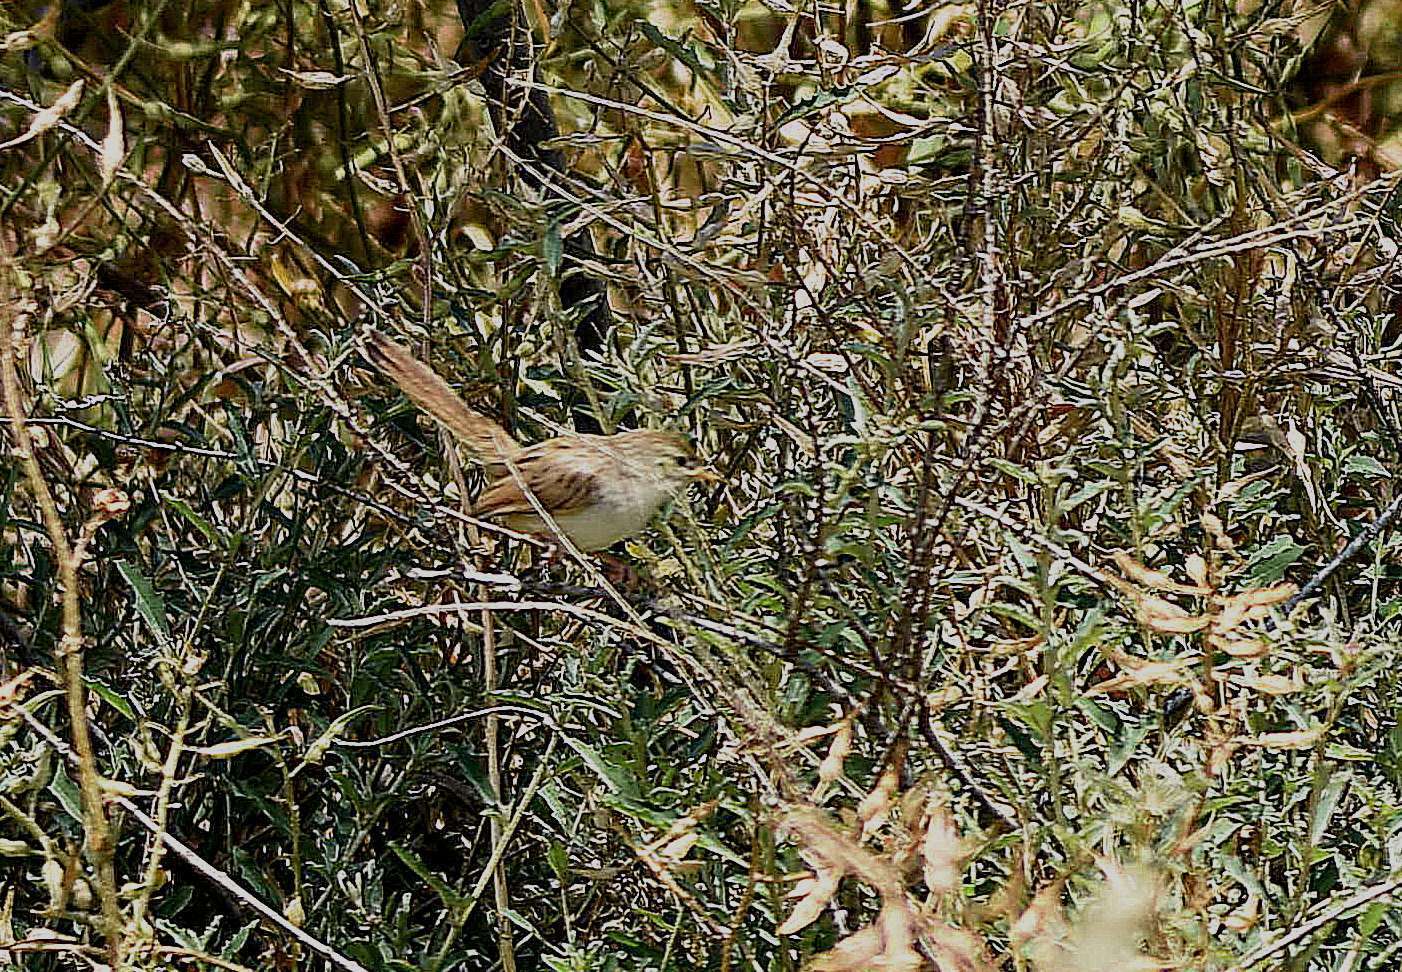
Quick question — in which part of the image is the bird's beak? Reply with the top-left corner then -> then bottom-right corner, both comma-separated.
690,466 -> 724,483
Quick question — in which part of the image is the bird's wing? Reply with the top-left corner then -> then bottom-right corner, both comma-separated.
365,332 -> 518,462
472,449 -> 601,521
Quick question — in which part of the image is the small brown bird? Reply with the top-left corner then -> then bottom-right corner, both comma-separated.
365,333 -> 719,552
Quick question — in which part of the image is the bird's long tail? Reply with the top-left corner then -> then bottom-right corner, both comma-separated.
364,332 -> 518,462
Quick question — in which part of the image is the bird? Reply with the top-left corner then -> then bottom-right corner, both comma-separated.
364,332 -> 720,553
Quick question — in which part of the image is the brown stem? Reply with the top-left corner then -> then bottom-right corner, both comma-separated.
0,305 -> 123,963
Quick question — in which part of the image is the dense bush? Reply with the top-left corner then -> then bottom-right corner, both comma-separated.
4,0 -> 1402,968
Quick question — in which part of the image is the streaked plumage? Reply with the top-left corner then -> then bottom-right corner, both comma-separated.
366,334 -> 716,551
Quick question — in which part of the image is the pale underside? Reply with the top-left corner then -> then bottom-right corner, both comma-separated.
473,435 -> 682,551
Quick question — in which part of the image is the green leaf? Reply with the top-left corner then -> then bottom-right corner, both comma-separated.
1324,743 -> 1374,761
115,559 -> 169,641
907,135 -> 946,166
1000,700 -> 1053,739
83,676 -> 137,721
1344,454 -> 1390,479
996,715 -> 1043,767
1310,769 -> 1350,845
49,765 -> 83,823
636,21 -> 714,81
543,216 -> 563,278
987,458 -> 1042,486
222,922 -> 257,959
501,906 -> 536,932
167,497 -> 222,545
560,735 -> 638,797
598,795 -> 748,867
455,754 -> 500,806
1075,696 -> 1121,733
390,842 -> 470,911
1108,722 -> 1150,776
537,783 -> 572,832
1061,479 -> 1115,512
772,86 -> 853,129
1246,535 -> 1307,586
221,404 -> 257,475
1359,900 -> 1388,940
547,841 -> 569,880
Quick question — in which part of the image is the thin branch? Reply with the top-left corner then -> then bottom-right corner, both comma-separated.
1282,490 -> 1402,615
13,707 -> 371,972
0,304 -> 123,963
1232,871 -> 1402,970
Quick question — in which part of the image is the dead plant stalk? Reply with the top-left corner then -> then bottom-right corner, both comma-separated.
0,306 -> 124,963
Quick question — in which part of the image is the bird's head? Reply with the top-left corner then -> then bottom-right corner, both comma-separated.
618,430 -> 723,486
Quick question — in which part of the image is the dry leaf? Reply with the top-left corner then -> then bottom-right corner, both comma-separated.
99,87 -> 123,187
91,487 -> 131,519
0,4 -> 60,53
1223,584 -> 1297,609
993,634 -> 1045,654
1087,658 -> 1195,694
1011,880 -> 1068,948
97,776 -> 142,797
279,68 -> 355,88
1230,673 -> 1298,695
0,80 -> 83,151
1212,600 -> 1249,635
1045,860 -> 1160,972
29,329 -> 83,384
1200,512 -> 1235,551
818,720 -> 853,786
1112,551 -> 1208,595
191,735 -> 283,758
1012,673 -> 1050,702
777,869 -> 841,935
1215,635 -> 1269,659
921,804 -> 964,896
0,669 -> 38,711
857,766 -> 898,839
657,832 -> 698,863
1239,727 -> 1324,749
1222,894 -> 1260,933
872,901 -> 923,970
922,921 -> 990,972
1284,419 -> 1320,514
1137,597 -> 1210,633
794,724 -> 839,746
1185,554 -> 1208,588
811,926 -> 883,971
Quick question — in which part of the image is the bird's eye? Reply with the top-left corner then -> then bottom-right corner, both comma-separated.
675,455 -> 691,467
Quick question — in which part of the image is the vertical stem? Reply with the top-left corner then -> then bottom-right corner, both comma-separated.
481,606 -> 517,971
133,546 -> 232,937
131,676 -> 192,934
1,308 -> 123,964
1037,472 -> 1064,825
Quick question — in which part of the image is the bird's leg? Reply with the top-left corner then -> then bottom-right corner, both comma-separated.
593,551 -> 642,592
512,540 -> 562,586
527,539 -> 641,592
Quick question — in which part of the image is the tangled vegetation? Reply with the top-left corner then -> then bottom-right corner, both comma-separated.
4,0 -> 1402,968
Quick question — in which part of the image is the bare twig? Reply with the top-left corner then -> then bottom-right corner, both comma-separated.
1282,491 -> 1402,615
13,707 -> 371,972
1232,871 -> 1402,970
0,303 -> 123,964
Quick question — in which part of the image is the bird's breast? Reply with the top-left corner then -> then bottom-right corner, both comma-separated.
514,473 -> 670,551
